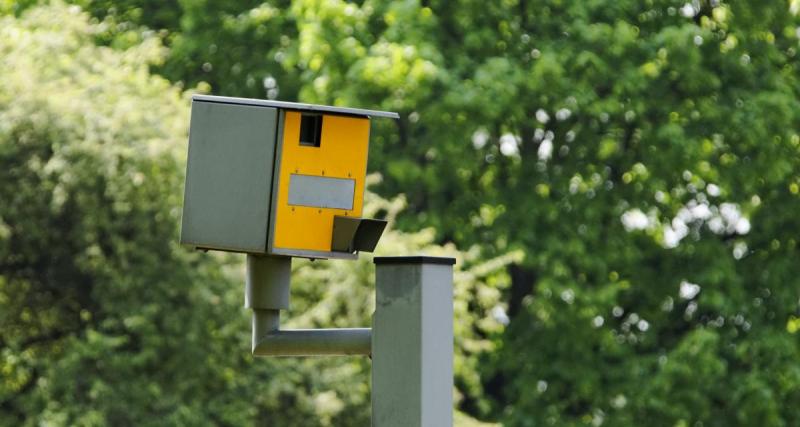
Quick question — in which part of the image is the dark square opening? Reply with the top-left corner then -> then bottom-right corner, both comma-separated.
299,114 -> 322,147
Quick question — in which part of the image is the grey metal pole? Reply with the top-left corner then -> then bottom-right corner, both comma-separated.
372,256 -> 455,427
245,255 -> 291,311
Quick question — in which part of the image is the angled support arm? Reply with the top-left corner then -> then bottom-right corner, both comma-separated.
245,254 -> 370,357
251,309 -> 370,356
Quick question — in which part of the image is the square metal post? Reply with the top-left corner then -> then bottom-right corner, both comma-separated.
372,256 -> 455,427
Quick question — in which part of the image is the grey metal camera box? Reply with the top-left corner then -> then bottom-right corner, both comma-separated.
180,94 -> 398,257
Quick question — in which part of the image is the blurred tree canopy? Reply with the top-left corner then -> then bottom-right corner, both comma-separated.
2,0 -> 800,426
0,4 -> 509,426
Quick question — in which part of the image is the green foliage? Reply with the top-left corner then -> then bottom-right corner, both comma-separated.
5,0 -> 800,426
0,5 -> 248,425
131,0 -> 799,425
0,6 -> 511,426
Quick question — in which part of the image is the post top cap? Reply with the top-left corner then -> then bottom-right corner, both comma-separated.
373,256 -> 456,266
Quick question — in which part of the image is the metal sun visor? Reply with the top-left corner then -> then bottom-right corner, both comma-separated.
332,216 -> 388,253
